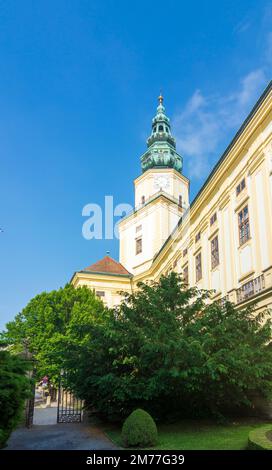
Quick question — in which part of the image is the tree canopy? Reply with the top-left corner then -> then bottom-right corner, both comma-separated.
60,273 -> 272,421
1,284 -> 105,383
2,274 -> 272,422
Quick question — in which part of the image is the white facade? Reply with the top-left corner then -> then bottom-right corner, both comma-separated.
119,168 -> 189,275
72,84 -> 272,315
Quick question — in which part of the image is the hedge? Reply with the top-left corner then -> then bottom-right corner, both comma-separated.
0,351 -> 31,448
248,425 -> 272,450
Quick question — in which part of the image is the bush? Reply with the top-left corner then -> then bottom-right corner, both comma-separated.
121,409 -> 158,447
0,351 -> 31,448
0,428 -> 8,448
248,425 -> 272,450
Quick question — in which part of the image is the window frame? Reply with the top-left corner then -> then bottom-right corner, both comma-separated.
135,237 -> 142,255
238,205 -> 250,246
195,231 -> 201,243
96,291 -> 105,298
195,252 -> 202,282
236,178 -> 246,197
210,212 -> 217,226
211,235 -> 220,269
183,265 -> 189,284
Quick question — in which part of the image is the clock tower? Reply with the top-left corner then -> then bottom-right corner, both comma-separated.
119,95 -> 189,275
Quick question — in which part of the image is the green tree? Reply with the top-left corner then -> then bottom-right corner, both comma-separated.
1,284 -> 104,383
0,350 -> 31,447
2,275 -> 272,422
59,273 -> 272,421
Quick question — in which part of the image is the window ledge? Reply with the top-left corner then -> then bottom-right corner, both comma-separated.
235,194 -> 249,213
211,264 -> 220,272
211,290 -> 222,300
238,237 -> 252,249
238,269 -> 255,283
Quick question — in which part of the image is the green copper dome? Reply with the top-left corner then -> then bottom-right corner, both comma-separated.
141,94 -> 183,173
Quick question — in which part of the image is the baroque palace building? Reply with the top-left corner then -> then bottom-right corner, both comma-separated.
71,82 -> 272,314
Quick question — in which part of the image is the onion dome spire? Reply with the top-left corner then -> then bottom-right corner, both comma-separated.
140,94 -> 183,173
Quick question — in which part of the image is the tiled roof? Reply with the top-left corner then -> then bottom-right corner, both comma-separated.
83,256 -> 132,276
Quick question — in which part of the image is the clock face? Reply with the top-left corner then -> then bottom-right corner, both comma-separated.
154,175 -> 170,191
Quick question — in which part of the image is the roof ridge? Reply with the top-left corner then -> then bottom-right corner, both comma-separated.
83,255 -> 132,276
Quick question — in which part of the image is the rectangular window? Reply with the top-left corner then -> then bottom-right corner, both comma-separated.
238,205 -> 250,245
136,237 -> 142,255
183,248 -> 188,257
236,178 -> 246,196
210,212 -> 217,226
195,252 -> 202,282
211,235 -> 219,269
136,225 -> 142,233
183,265 -> 189,284
96,291 -> 105,298
195,231 -> 201,243
178,195 -> 182,207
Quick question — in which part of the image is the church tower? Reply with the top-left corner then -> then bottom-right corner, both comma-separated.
119,94 -> 189,276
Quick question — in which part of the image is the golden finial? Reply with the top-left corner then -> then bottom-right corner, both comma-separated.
158,92 -> 163,104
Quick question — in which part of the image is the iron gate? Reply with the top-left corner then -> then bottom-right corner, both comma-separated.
25,370 -> 36,428
57,383 -> 83,423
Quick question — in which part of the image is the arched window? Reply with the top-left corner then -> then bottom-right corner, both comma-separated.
158,125 -> 164,132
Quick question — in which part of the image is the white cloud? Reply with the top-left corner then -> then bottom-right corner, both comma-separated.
173,68 -> 268,180
237,70 -> 266,106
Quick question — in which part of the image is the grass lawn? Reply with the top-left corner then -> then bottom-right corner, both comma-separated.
105,419 -> 270,450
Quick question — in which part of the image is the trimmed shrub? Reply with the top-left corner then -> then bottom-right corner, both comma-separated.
121,409 -> 158,448
248,425 -> 272,450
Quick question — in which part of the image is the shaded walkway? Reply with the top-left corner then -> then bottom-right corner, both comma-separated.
5,422 -> 117,450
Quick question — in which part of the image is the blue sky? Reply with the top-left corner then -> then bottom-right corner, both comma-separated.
0,0 -> 271,329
